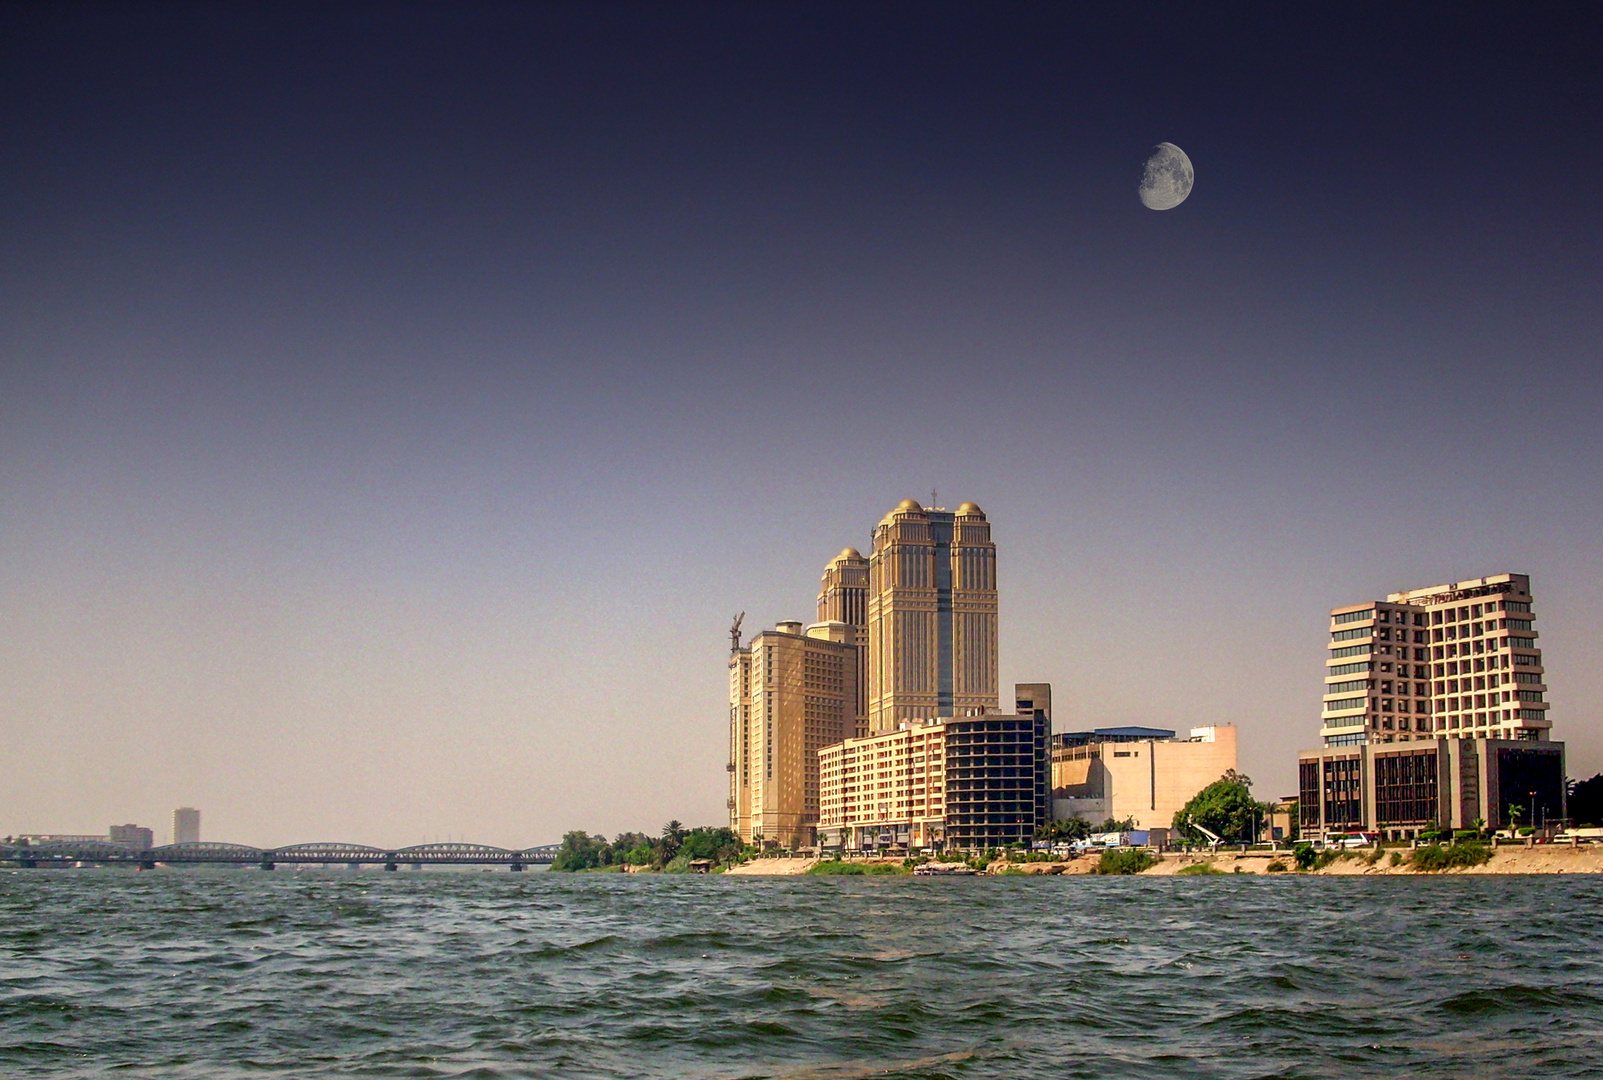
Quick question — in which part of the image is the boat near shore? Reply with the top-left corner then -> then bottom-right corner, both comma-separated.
913,862 -> 981,876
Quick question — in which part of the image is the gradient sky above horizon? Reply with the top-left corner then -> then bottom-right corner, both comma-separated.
3,4 -> 1601,846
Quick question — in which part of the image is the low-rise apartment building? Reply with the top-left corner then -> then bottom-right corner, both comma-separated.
817,687 -> 1050,852
1298,738 -> 1566,840
1049,725 -> 1237,830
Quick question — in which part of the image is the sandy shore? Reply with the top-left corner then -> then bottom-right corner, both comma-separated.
723,857 -> 819,875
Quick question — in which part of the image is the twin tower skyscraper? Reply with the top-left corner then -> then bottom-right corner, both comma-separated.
729,499 -> 999,847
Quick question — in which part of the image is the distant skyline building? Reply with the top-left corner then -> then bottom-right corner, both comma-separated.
866,500 -> 998,733
172,807 -> 200,845
108,824 -> 153,851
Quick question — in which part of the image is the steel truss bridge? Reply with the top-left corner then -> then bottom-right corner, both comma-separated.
0,840 -> 562,871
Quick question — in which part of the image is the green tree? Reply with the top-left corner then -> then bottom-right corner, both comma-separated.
1172,770 -> 1265,843
550,830 -> 608,871
1096,816 -> 1136,833
1035,817 -> 1092,842
1568,774 -> 1603,827
611,831 -> 657,866
660,820 -> 686,863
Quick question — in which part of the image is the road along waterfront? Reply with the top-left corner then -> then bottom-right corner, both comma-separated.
2,869 -> 1601,1078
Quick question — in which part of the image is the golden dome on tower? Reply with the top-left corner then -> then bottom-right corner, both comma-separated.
956,502 -> 984,516
895,498 -> 923,513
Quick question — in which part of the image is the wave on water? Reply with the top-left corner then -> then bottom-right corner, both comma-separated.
1,871 -> 1601,1078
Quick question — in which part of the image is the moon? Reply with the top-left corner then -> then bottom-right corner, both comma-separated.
1138,142 -> 1193,210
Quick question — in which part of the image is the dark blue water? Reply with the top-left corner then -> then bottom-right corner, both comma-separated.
3,869 -> 1600,1078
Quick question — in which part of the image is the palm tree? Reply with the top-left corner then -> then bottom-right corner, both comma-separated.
660,820 -> 686,862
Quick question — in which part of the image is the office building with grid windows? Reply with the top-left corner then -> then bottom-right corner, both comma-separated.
1299,573 -> 1565,841
1319,573 -> 1550,746
817,686 -> 1050,853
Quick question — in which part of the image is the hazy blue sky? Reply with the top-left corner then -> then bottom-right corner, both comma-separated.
3,4 -> 1600,846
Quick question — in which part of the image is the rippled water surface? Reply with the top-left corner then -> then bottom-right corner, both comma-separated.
3,869 -> 1601,1078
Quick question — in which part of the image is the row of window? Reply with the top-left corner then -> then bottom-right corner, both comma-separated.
1333,596 -> 1532,631
1339,638 -> 1542,663
1328,685 -> 1548,716
1328,598 -> 1530,632
1431,600 -> 1521,623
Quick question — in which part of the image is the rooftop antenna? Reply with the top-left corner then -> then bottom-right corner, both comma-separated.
930,488 -> 938,508
729,612 -> 745,655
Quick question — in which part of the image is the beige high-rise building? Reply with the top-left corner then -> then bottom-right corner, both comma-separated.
817,547 -> 870,738
729,620 -> 859,848
1320,573 -> 1550,747
866,500 -> 998,732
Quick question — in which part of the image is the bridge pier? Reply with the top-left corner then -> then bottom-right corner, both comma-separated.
510,862 -> 524,872
260,859 -> 275,870
384,862 -> 397,872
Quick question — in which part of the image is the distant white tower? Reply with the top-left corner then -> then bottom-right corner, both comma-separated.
172,807 -> 200,845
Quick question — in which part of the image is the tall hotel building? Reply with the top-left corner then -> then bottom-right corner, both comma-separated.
867,500 -> 998,732
1300,573 -> 1565,840
729,620 -> 860,849
732,499 -> 1050,852
1319,573 -> 1550,746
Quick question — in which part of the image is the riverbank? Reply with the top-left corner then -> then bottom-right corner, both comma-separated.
1146,845 -> 1603,875
722,857 -> 819,875
725,845 -> 1603,876
1002,845 -> 1603,876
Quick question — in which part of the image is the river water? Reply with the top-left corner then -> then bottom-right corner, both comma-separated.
2,869 -> 1600,1078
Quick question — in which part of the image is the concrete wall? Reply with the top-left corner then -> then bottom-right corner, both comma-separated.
1050,726 -> 1238,830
